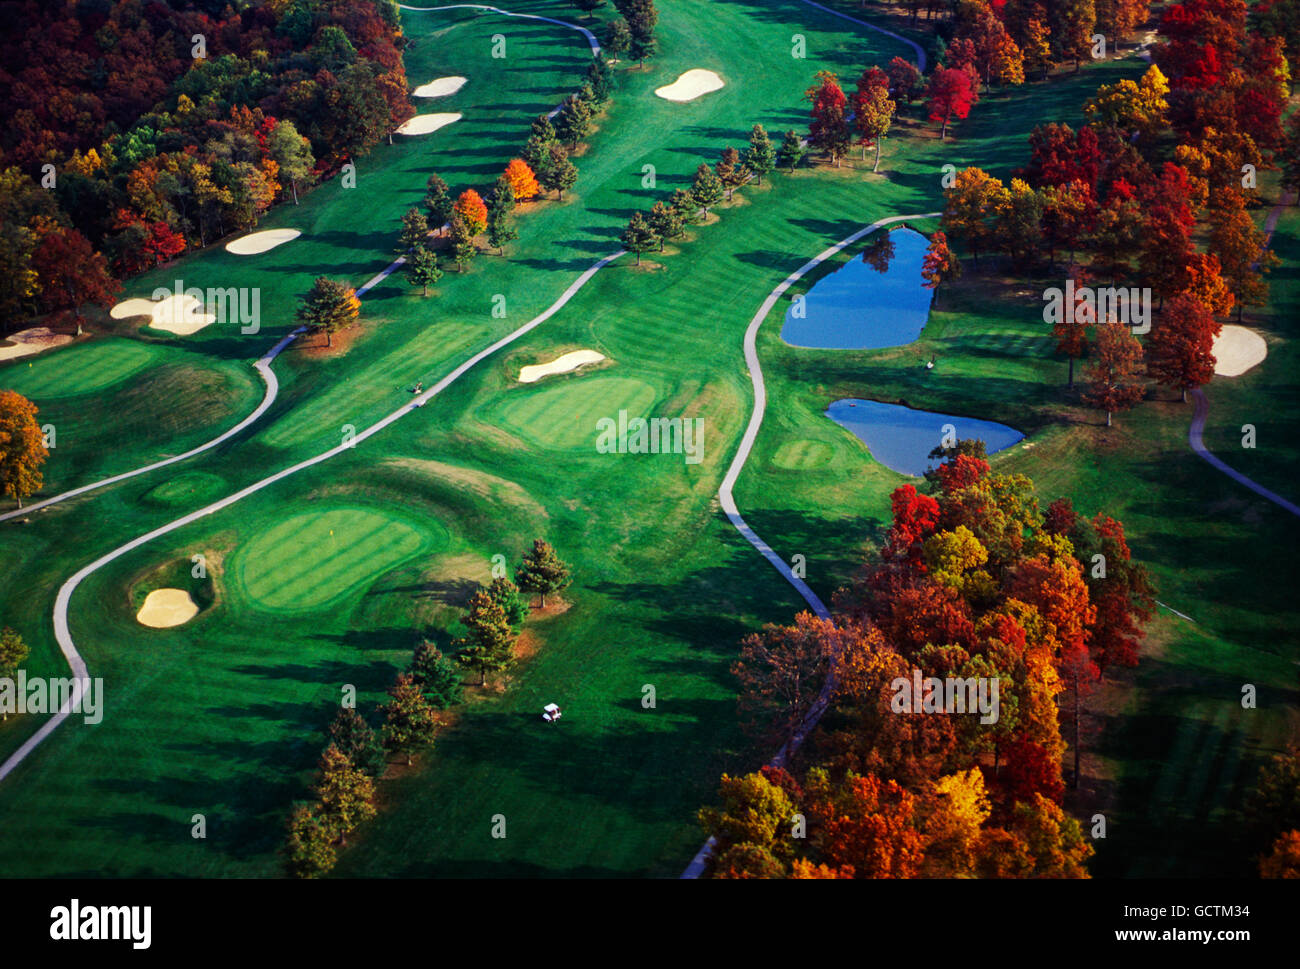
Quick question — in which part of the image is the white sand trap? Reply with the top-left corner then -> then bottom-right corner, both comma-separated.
225,228 -> 301,255
413,75 -> 467,98
655,69 -> 725,102
1212,325 -> 1267,377
396,113 -> 462,136
518,349 -> 606,383
137,588 -> 199,628
148,294 -> 216,335
110,293 -> 216,334
0,327 -> 73,361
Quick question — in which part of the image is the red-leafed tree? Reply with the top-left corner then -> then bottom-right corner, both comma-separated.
927,68 -> 976,140
882,484 -> 941,565
805,70 -> 852,166
920,230 -> 961,306
1147,293 -> 1219,401
1082,320 -> 1145,427
31,228 -> 120,331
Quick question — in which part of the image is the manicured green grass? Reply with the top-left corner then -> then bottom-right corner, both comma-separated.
231,506 -> 442,613
0,0 -> 1290,884
3,340 -> 158,398
143,471 -> 229,508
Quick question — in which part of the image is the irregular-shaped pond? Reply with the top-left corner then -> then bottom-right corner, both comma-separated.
782,227 -> 933,349
826,398 -> 1024,476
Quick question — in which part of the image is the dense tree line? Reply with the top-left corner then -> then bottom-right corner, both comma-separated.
700,456 -> 1155,878
0,0 -> 408,332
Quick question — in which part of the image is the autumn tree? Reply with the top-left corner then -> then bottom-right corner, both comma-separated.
454,590 -> 517,685
0,627 -> 30,707
30,228 -> 119,332
453,189 -> 488,237
1146,294 -> 1218,401
852,67 -> 896,171
942,167 -> 1008,266
312,743 -> 377,846
805,70 -> 852,166
296,277 -> 360,347
380,672 -> 440,763
516,539 -> 572,608
0,391 -> 48,510
1052,272 -> 1091,388
886,56 -> 923,102
732,612 -> 841,751
926,67 -> 976,139
1083,319 -> 1145,427
920,230 -> 961,306
285,804 -> 336,878
328,708 -> 386,779
1210,190 -> 1276,320
698,768 -> 802,877
503,158 -> 540,201
715,146 -> 750,200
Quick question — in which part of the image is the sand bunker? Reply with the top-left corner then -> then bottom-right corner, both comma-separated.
413,76 -> 467,98
1212,325 -> 1267,377
137,588 -> 199,628
655,69 -> 725,102
111,293 -> 217,335
226,228 -> 301,255
518,349 -> 606,383
396,113 -> 462,136
0,327 -> 73,362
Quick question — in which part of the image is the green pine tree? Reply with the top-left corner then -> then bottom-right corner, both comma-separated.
556,93 -> 593,148
454,590 -> 517,685
690,163 -> 725,216
312,743 -> 377,844
621,211 -> 660,265
410,640 -> 465,709
328,708 -> 387,778
396,206 -> 430,255
424,174 -> 453,234
776,129 -> 806,172
515,539 -> 572,609
744,124 -> 776,184
487,176 -> 518,255
648,200 -> 684,251
405,241 -> 442,296
539,145 -> 579,200
380,672 -> 440,764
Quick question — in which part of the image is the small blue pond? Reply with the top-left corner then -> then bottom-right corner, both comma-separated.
826,399 -> 1024,477
781,227 -> 933,349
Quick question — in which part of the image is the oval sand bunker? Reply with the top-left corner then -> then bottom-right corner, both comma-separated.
226,228 -> 301,255
137,588 -> 199,628
0,327 -> 73,362
396,113 -> 462,136
518,349 -> 606,383
655,69 -> 724,102
413,76 -> 467,98
110,293 -> 216,335
1212,325 -> 1267,377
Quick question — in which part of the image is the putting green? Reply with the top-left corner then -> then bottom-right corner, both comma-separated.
232,506 -> 443,613
496,375 -> 659,450
1,339 -> 157,398
143,471 -> 227,508
772,439 -> 834,470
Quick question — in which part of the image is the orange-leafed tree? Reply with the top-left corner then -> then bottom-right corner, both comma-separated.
1082,319 -> 1145,427
0,390 -> 49,509
1147,293 -> 1219,402
920,230 -> 960,306
453,189 -> 489,236
732,612 -> 841,751
503,159 -> 540,201
805,769 -> 926,878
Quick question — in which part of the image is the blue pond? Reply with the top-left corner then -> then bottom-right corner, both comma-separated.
826,399 -> 1024,477
781,227 -> 933,349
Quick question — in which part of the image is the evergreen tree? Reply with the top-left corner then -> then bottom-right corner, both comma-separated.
380,672 -> 440,764
410,640 -> 465,709
690,163 -> 725,216
604,18 -> 632,59
744,124 -> 776,184
404,241 -> 441,296
486,576 -> 530,628
669,187 -> 699,223
648,200 -> 685,250
328,708 -> 386,778
621,210 -> 660,265
447,212 -> 477,272
454,590 -> 517,685
296,277 -> 360,347
424,174 -> 453,234
776,129 -> 806,172
539,145 -> 579,200
586,56 -> 615,104
515,539 -> 572,609
716,146 -> 750,199
556,93 -> 593,148
487,176 -> 518,255
396,206 -> 430,254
